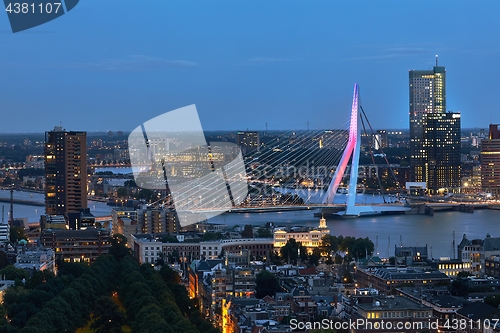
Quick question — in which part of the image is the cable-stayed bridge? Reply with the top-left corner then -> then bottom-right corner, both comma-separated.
138,84 -> 411,219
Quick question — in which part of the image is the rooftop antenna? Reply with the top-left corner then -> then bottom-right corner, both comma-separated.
387,235 -> 390,259
435,55 -> 438,67
452,230 -> 456,259
9,188 -> 13,227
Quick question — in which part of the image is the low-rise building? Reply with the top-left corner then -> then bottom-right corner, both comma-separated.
40,228 -> 110,263
356,267 -> 451,294
395,245 -> 428,266
273,217 -> 329,254
432,258 -> 471,277
458,234 -> 500,274
232,267 -> 255,298
201,238 -> 274,260
112,208 -> 181,247
14,248 -> 56,273
225,249 -> 251,268
485,255 -> 500,277
0,224 -> 9,243
456,301 -> 500,333
131,234 -> 200,264
347,295 -> 437,333
40,215 -> 67,230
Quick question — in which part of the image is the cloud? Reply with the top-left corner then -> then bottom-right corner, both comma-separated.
348,54 -> 411,61
460,49 -> 500,56
65,55 -> 198,71
383,47 -> 428,54
247,57 -> 295,63
346,44 -> 445,62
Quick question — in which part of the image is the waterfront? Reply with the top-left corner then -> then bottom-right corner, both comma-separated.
208,209 -> 500,260
0,190 -> 112,221
1,189 -> 498,259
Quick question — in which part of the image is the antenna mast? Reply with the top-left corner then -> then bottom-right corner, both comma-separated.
9,188 -> 13,226
453,230 -> 456,259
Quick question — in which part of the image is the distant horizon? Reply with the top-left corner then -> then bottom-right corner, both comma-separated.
0,127 -> 497,136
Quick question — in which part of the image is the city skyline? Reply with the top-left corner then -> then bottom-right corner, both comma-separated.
1,1 -> 500,132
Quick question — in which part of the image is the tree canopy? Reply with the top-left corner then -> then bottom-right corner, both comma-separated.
255,270 -> 281,299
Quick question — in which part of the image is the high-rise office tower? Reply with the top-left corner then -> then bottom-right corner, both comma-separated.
409,61 -> 446,182
236,131 -> 260,153
423,112 -> 461,193
374,130 -> 388,150
45,126 -> 87,217
481,124 -> 500,196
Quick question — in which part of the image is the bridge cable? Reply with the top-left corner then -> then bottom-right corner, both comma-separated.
359,106 -> 404,197
359,107 -> 387,203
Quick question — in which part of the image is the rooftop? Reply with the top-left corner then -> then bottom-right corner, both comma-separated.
357,296 -> 428,311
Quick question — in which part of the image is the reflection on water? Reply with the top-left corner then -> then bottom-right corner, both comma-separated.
208,208 -> 500,260
0,190 -> 112,221
1,190 -> 499,259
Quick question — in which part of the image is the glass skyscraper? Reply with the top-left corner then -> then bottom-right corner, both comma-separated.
423,112 -> 461,192
409,62 -> 461,193
481,124 -> 500,196
409,65 -> 446,183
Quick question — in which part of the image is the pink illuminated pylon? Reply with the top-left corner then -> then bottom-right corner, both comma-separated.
323,83 -> 360,205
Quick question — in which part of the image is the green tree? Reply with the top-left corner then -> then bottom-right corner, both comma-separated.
2,177 -> 13,186
10,226 -> 26,243
485,294 -> 500,308
24,180 -> 35,188
56,261 -> 88,279
159,265 -> 181,285
124,179 -> 137,187
334,254 -> 343,265
161,235 -> 179,243
450,278 -> 469,297
309,248 -> 321,266
256,228 -> 273,238
350,237 -> 375,259
457,271 -> 472,278
116,187 -> 128,198
269,251 -> 283,265
202,232 -> 224,241
91,296 -> 126,333
109,234 -> 131,261
168,249 -> 180,264
342,270 -> 353,283
0,266 -> 28,281
280,238 -> 306,265
135,189 -> 156,202
321,234 -> 339,254
0,251 -> 10,269
255,270 -> 281,298
241,225 -> 254,238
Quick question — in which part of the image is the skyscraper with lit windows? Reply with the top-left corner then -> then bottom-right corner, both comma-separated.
481,124 -> 500,196
423,112 -> 461,193
409,62 -> 446,183
44,126 -> 87,217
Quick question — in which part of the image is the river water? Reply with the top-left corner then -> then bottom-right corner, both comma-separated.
1,189 -> 498,259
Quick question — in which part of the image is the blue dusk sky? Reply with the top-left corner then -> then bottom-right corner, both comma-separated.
0,0 -> 499,133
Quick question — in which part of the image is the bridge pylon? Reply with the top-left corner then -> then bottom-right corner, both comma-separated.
322,84 -> 410,217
